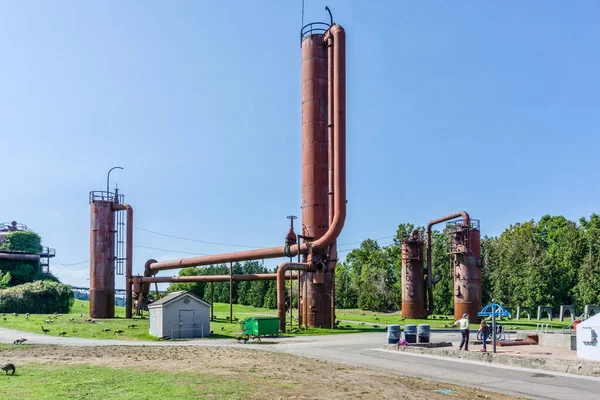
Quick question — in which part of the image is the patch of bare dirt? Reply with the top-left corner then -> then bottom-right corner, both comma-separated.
0,345 -> 521,399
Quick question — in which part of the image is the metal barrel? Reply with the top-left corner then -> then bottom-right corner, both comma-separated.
387,324 -> 401,344
417,324 -> 431,343
404,324 -> 417,344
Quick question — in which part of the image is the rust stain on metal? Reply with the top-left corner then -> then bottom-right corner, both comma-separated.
449,221 -> 482,321
401,230 -> 426,319
89,199 -> 116,319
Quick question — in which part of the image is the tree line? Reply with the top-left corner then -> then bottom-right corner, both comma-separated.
167,261 -> 282,309
168,214 -> 600,316
336,214 -> 600,315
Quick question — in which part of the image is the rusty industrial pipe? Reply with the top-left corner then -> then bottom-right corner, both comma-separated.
0,252 -> 40,262
425,211 -> 471,315
325,31 -> 337,326
312,24 -> 346,253
113,204 -> 133,318
139,273 -> 296,284
277,262 -> 314,331
148,245 -> 308,273
145,27 -> 346,273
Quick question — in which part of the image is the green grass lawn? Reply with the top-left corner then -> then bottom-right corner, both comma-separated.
2,299 -> 562,341
0,363 -> 251,400
0,300 -> 386,340
0,301 -> 155,341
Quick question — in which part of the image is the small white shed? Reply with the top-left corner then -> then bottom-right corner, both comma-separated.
576,313 -> 600,361
148,290 -> 211,339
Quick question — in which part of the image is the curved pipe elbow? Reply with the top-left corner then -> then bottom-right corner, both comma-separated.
277,262 -> 314,331
425,211 -> 471,315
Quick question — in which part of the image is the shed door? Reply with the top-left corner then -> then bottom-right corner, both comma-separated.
178,310 -> 195,338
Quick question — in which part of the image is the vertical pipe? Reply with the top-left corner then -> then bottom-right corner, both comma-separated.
296,271 -> 302,328
210,281 -> 214,321
229,262 -> 233,323
289,270 -> 293,327
277,262 -> 313,331
326,33 -> 336,330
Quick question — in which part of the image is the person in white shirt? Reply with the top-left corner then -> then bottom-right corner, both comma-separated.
453,313 -> 470,351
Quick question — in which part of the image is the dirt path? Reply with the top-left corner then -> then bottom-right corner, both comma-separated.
0,345 -> 520,399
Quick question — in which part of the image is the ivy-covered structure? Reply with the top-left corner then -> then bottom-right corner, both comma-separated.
0,221 -> 55,277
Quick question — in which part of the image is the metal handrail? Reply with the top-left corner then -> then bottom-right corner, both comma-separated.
300,22 -> 330,42
89,191 -> 124,203
0,222 -> 30,232
562,313 -> 587,334
536,322 -> 552,334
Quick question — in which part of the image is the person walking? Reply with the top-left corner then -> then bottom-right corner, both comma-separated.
453,313 -> 470,351
478,319 -> 489,352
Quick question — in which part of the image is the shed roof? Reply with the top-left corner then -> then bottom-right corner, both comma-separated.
148,290 -> 211,308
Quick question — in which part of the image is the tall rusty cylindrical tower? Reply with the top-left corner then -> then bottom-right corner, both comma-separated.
450,221 -> 482,321
401,230 -> 426,319
300,27 -> 332,328
89,195 -> 116,318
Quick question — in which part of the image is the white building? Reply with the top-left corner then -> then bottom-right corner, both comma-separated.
148,290 -> 211,339
576,313 -> 600,361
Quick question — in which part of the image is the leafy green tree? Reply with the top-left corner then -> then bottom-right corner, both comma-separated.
0,270 -> 11,289
480,235 -> 499,306
536,215 -> 584,307
167,267 -> 206,299
574,214 -> 600,307
345,239 -> 395,311
429,230 -> 453,315
263,280 -> 277,309
334,261 -> 358,308
493,221 -> 552,309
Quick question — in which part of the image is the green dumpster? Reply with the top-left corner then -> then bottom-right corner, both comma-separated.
244,317 -> 280,337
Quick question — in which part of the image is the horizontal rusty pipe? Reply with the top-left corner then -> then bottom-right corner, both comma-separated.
139,273 -> 297,284
277,262 -> 315,331
0,253 -> 40,262
113,204 -> 133,318
148,244 -> 309,273
425,211 -> 471,315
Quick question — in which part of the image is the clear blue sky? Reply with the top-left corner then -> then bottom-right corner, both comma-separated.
1,1 -> 599,288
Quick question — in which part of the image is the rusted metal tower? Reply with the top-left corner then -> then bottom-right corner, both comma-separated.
446,219 -> 482,321
401,230 -> 426,319
299,18 -> 332,329
89,185 -> 133,319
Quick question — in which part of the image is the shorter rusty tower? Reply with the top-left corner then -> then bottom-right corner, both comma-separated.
446,219 -> 482,321
89,185 -> 133,319
401,230 -> 427,319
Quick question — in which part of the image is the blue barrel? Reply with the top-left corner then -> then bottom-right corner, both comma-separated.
417,324 -> 431,343
404,324 -> 417,344
387,324 -> 401,344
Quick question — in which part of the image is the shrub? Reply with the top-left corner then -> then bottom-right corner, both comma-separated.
0,231 -> 42,253
0,281 -> 74,313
